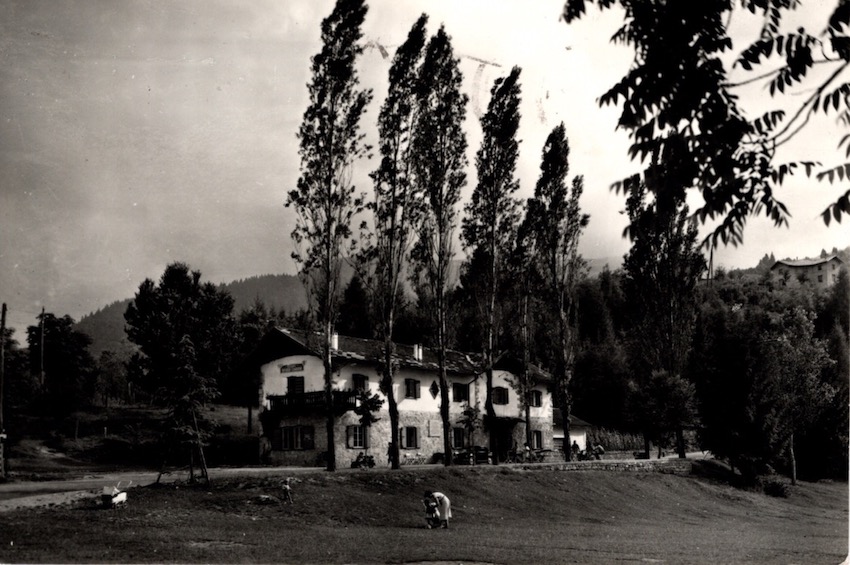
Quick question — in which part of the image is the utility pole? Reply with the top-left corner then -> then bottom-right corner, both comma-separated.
39,306 -> 45,390
1,302 -> 7,478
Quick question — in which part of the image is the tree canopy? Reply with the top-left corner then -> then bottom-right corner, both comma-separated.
124,262 -> 236,404
563,0 -> 850,246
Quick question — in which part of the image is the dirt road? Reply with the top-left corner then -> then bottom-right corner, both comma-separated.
0,466 -> 316,511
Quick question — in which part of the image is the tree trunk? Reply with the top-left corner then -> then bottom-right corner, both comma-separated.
557,294 -> 573,462
437,257 -> 453,467
643,433 -> 651,459
246,405 -> 253,435
485,232 -> 499,465
789,432 -> 797,486
438,345 -> 452,467
521,292 -> 532,449
676,427 -> 686,458
192,409 -> 211,486
323,321 -> 336,472
383,337 -> 401,470
485,366 -> 498,464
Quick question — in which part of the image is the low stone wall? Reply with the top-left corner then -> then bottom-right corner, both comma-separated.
519,457 -> 693,475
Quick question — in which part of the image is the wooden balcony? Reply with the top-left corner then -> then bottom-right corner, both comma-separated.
267,391 -> 357,416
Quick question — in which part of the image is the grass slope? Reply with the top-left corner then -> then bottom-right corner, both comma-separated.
0,465 -> 846,564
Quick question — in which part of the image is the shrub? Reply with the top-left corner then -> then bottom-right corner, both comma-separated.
587,428 -> 643,451
761,477 -> 789,498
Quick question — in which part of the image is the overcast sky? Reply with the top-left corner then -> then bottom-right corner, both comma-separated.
0,0 -> 846,337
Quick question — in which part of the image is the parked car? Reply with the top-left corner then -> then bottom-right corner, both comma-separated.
453,446 -> 492,465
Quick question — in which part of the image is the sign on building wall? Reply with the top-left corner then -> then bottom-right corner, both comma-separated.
279,363 -> 304,373
428,420 -> 442,437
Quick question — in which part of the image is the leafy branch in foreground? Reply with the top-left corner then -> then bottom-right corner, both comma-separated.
563,0 -> 850,244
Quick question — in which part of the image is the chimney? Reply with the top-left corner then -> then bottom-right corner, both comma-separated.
331,332 -> 339,350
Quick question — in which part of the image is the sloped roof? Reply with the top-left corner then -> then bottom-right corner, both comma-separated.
771,255 -> 844,269
252,327 -> 481,375
552,408 -> 592,429
492,354 -> 553,385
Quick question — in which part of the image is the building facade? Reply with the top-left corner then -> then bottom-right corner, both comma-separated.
770,255 -> 844,289
251,328 -> 554,468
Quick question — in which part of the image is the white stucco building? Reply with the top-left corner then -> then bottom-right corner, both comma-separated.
770,255 -> 844,288
251,327 -> 554,467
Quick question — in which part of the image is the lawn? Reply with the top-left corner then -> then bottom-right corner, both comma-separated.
0,464 -> 846,564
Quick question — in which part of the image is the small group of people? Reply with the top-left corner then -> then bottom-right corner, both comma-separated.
422,490 -> 451,529
571,440 -> 605,461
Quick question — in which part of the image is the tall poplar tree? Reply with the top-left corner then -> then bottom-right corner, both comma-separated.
503,201 -> 543,449
363,14 -> 428,470
461,67 -> 522,462
622,174 -> 706,458
410,25 -> 468,465
286,0 -> 373,472
527,124 -> 588,461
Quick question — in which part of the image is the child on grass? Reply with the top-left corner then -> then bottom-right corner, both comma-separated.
423,494 -> 440,529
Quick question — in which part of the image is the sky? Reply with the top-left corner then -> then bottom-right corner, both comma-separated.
0,0 -> 847,338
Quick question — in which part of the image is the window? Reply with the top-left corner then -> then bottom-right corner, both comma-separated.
528,390 -> 542,407
400,426 -> 419,449
532,430 -> 543,450
405,379 -> 420,399
287,376 -> 305,395
452,427 -> 465,449
346,425 -> 366,449
352,373 -> 368,393
452,382 -> 469,402
818,264 -> 823,271
493,386 -> 509,405
818,275 -> 824,283
277,425 -> 314,450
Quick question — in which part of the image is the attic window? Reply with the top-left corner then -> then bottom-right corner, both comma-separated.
429,381 -> 440,399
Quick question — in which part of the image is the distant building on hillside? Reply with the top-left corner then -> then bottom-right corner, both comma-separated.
250,327 -> 554,468
770,255 -> 844,289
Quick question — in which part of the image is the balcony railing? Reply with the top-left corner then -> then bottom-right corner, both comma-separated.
268,391 -> 357,416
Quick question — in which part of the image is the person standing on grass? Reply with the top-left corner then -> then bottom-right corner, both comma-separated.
282,478 -> 293,504
424,490 -> 451,529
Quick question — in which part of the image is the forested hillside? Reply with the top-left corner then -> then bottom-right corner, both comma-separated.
76,274 -> 309,357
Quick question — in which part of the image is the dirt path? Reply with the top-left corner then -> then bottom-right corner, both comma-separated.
0,466 -> 320,511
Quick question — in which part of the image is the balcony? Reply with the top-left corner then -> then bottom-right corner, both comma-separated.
268,391 -> 357,416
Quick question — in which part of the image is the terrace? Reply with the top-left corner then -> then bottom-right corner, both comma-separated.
267,391 -> 358,416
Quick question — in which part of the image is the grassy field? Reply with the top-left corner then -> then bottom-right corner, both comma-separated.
0,463 -> 846,564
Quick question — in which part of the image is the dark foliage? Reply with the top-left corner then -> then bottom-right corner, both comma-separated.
26,313 -> 96,415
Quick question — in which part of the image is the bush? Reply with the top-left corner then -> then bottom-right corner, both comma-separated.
761,477 -> 789,498
587,428 -> 643,451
